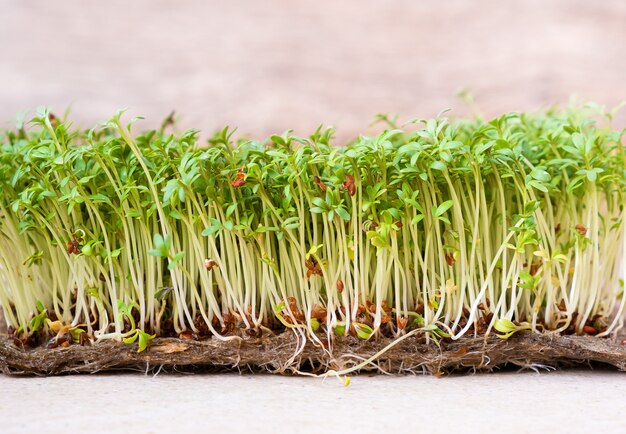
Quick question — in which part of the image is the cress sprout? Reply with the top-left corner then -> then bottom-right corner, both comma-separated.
0,104 -> 624,357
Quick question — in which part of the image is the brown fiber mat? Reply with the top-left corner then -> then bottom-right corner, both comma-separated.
1,332 -> 625,376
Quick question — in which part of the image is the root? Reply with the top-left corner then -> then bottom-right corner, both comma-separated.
1,331 -> 625,376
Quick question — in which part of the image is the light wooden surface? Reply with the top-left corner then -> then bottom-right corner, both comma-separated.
1,371 -> 625,433
1,0 -> 624,140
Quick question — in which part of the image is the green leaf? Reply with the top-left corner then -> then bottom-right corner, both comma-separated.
523,201 -> 539,215
493,319 -> 530,339
530,168 -> 550,182
423,324 -> 450,338
527,180 -> 548,192
411,214 -> 424,225
270,134 -> 286,146
334,324 -> 346,336
123,332 -> 138,345
430,161 -> 447,171
273,302 -> 285,316
226,202 -> 238,217
81,243 -> 94,256
147,249 -> 162,257
149,233 -> 171,257
117,300 -> 132,316
306,244 -> 323,259
202,225 -> 220,237
518,271 -> 536,289
433,200 -> 454,217
412,314 -> 425,327
336,207 -> 351,221
137,330 -> 155,352
69,328 -> 85,342
353,322 -> 373,340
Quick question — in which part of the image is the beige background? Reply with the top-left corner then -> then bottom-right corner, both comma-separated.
1,0 -> 625,140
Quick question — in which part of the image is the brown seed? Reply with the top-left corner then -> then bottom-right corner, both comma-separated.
179,331 -> 193,340
287,296 -> 297,309
445,252 -> 455,266
583,325 -> 597,335
204,259 -> 218,270
397,316 -> 408,330
381,300 -> 392,313
451,345 -> 468,356
311,305 -> 327,321
245,328 -> 258,337
575,224 -> 588,236
313,175 -> 327,192
67,239 -> 80,255
229,165 -> 246,188
47,336 -> 60,349
337,279 -> 344,293
66,232 -> 83,255
530,260 -> 542,276
79,332 -> 91,346
341,174 -> 356,196
48,112 -> 59,127
160,110 -> 176,130
305,258 -> 322,279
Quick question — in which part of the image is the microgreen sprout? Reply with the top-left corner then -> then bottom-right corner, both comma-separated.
493,319 -> 532,340
0,103 -> 624,368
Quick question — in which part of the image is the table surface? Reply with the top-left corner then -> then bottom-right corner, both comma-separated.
1,369 -> 625,434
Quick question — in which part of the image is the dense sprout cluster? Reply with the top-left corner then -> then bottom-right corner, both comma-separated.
0,106 -> 624,352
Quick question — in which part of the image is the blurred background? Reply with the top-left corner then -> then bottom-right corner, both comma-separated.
1,0 -> 625,141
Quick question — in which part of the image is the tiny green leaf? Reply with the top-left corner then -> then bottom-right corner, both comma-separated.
353,322 -> 373,340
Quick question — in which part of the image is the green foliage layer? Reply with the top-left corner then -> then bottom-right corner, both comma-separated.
0,105 -> 624,351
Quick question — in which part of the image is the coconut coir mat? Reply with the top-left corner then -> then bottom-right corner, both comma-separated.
2,332 -> 625,376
